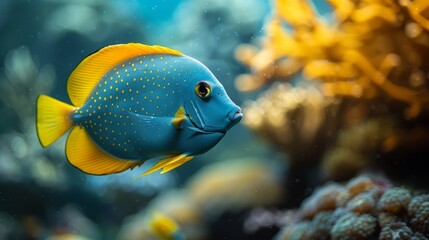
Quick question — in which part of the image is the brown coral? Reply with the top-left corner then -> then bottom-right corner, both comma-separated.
274,175 -> 429,239
378,187 -> 412,214
331,213 -> 377,240
408,195 -> 429,235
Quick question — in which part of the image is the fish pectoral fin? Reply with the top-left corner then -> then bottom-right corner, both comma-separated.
132,154 -> 192,180
172,106 -> 186,129
66,127 -> 143,175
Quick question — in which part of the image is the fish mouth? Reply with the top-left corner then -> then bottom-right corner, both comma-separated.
186,113 -> 227,134
184,102 -> 227,134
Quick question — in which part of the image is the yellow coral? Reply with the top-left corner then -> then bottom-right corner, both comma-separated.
236,0 -> 429,118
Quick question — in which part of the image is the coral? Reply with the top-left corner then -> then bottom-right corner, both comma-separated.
118,159 -> 283,240
321,117 -> 396,181
236,0 -> 429,119
408,195 -> 429,235
274,175 -> 429,239
345,175 -> 377,196
186,159 -> 283,215
275,221 -> 313,240
345,191 -> 377,214
331,213 -> 377,240
309,211 -> 338,239
379,221 -> 413,240
378,187 -> 412,214
378,212 -> 402,228
243,83 -> 342,162
238,0 -> 429,193
412,232 -> 429,240
300,184 -> 344,219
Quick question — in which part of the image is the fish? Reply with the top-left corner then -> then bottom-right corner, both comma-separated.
36,43 -> 242,177
149,211 -> 185,240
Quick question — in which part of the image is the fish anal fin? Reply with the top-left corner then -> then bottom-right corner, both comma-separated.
172,106 -> 186,129
133,154 -> 190,180
160,156 -> 193,174
67,43 -> 183,107
66,127 -> 143,175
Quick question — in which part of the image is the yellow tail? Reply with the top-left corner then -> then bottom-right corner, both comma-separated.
36,95 -> 75,148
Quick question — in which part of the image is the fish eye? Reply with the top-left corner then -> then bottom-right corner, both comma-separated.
195,81 -> 211,99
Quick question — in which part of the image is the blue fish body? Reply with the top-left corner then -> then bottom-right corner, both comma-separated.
36,43 -> 242,176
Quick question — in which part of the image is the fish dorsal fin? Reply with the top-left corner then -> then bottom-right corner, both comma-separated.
66,127 -> 143,175
67,43 -> 183,106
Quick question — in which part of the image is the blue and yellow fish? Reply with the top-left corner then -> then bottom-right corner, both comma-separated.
149,211 -> 185,240
36,43 -> 242,176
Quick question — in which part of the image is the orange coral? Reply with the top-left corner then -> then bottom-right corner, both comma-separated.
236,0 -> 429,118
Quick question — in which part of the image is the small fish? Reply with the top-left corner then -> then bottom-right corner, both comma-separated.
149,211 -> 185,240
36,43 -> 242,176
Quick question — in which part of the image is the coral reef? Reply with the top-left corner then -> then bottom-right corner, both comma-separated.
243,83 -> 342,163
236,0 -> 429,118
238,0 -> 429,186
187,158 -> 283,215
117,158 -> 284,240
273,175 -> 429,239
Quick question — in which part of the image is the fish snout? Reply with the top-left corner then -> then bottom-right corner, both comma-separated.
228,106 -> 243,126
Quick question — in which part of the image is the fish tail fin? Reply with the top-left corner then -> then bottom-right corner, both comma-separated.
36,94 -> 75,148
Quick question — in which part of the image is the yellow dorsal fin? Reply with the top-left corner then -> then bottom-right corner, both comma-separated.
132,154 -> 192,180
67,43 -> 183,106
172,106 -> 186,129
66,127 -> 143,175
